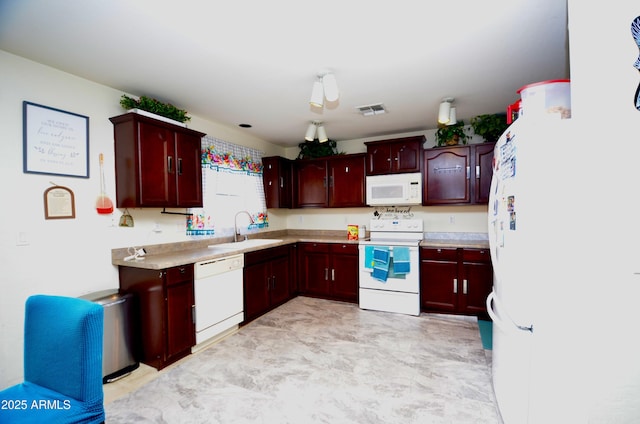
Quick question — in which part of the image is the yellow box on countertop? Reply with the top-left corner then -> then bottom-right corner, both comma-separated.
347,224 -> 359,240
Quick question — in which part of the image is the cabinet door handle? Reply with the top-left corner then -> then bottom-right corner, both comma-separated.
272,275 -> 276,290
177,158 -> 183,175
267,276 -> 272,290
280,177 -> 284,188
167,156 -> 173,174
324,268 -> 329,281
463,279 -> 468,295
331,269 -> 335,281
453,278 -> 458,294
191,305 -> 196,324
475,165 -> 480,179
466,166 -> 470,180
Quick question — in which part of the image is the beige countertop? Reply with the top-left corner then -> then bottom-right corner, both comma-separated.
112,230 -> 360,270
112,230 -> 489,270
420,239 -> 490,249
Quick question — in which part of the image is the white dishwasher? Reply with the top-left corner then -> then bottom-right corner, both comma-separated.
193,253 -> 244,350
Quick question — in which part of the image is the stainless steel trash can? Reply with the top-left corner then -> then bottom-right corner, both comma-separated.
81,289 -> 139,383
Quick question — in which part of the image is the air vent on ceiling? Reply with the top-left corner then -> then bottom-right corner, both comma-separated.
356,103 -> 387,116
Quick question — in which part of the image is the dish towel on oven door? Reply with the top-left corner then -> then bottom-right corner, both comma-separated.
392,247 -> 411,274
364,246 -> 411,282
372,246 -> 391,282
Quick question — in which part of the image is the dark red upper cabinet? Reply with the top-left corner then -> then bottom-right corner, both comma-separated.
423,142 -> 496,206
365,136 -> 424,175
111,112 -> 205,208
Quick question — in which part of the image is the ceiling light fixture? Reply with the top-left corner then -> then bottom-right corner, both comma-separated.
309,71 -> 339,108
316,124 -> 328,143
304,122 -> 317,141
448,107 -> 457,126
322,73 -> 339,102
309,79 -> 324,108
438,97 -> 455,125
304,121 -> 328,143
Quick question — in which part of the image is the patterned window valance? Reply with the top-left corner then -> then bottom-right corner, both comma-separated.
187,136 -> 267,236
201,137 -> 263,175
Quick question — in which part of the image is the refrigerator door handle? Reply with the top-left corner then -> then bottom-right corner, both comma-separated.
486,291 -> 533,334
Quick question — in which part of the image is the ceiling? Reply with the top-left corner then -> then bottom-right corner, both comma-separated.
0,0 -> 568,148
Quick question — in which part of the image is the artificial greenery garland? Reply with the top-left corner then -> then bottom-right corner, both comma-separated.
120,94 -> 191,123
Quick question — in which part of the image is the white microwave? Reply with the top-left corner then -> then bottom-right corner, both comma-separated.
365,172 -> 423,206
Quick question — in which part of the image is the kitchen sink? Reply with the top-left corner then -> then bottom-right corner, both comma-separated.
207,238 -> 283,251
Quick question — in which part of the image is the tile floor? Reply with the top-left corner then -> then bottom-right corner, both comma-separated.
105,297 -> 500,423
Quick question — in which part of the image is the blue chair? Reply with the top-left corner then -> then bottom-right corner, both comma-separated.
0,295 -> 105,424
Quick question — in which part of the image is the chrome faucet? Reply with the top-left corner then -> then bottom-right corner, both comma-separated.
234,211 -> 255,242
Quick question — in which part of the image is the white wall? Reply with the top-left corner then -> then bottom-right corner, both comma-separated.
564,1 -> 640,422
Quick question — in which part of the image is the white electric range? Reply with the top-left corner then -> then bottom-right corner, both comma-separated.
358,218 -> 423,316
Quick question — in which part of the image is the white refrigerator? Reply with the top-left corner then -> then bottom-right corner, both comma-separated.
486,116 -> 606,423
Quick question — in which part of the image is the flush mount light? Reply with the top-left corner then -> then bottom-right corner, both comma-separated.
438,97 -> 454,124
